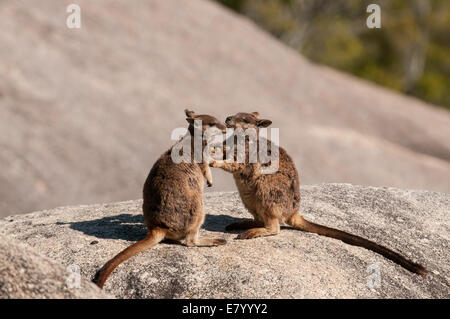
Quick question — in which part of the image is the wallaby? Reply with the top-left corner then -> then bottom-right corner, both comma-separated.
211,112 -> 427,276
93,109 -> 227,288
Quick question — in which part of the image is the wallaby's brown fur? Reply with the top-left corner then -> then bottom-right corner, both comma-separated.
93,109 -> 227,288
212,112 -> 427,276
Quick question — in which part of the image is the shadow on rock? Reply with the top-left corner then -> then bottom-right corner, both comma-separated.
56,213 -> 147,241
57,213 -> 242,240
203,214 -> 242,232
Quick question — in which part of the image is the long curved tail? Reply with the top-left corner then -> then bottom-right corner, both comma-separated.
288,214 -> 427,276
92,227 -> 166,288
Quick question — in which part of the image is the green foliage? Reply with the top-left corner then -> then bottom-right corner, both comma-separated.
215,0 -> 450,110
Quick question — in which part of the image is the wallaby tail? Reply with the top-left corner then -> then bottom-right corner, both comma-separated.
288,214 -> 427,276
92,227 -> 166,288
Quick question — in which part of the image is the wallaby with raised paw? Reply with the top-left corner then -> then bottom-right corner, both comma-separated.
93,109 -> 227,288
211,112 -> 427,276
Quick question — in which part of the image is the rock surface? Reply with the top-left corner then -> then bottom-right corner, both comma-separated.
0,184 -> 448,298
1,0 -> 450,216
0,234 -> 113,299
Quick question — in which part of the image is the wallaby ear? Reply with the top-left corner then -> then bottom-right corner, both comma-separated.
186,117 -> 195,124
251,112 -> 260,117
185,109 -> 196,118
257,119 -> 272,127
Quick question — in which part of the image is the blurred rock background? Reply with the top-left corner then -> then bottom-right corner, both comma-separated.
0,0 -> 449,217
217,0 -> 450,109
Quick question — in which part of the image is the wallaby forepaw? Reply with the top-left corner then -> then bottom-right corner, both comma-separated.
207,181 -> 213,187
210,161 -> 221,168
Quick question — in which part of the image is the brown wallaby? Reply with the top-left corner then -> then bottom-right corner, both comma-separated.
93,109 -> 228,288
211,112 -> 427,276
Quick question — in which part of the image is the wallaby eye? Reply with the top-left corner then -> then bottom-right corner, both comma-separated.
243,118 -> 250,124
209,123 -> 215,127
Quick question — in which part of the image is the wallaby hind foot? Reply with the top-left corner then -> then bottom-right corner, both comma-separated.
236,218 -> 280,240
185,233 -> 227,247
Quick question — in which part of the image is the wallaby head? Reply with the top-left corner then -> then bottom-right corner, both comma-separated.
219,112 -> 273,164
185,109 -> 227,136
225,112 -> 272,130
